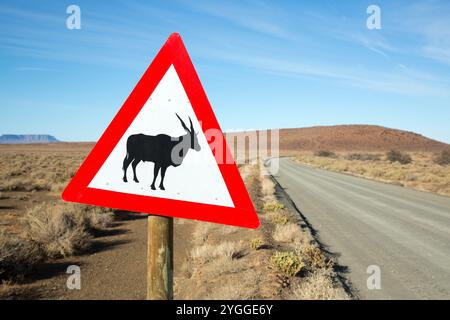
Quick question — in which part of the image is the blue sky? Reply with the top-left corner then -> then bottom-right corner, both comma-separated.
1,0 -> 449,142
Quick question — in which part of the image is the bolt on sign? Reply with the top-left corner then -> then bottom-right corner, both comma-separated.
63,33 -> 259,229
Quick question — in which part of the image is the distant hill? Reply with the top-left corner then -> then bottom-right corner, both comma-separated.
228,125 -> 449,153
0,134 -> 59,144
278,125 -> 449,152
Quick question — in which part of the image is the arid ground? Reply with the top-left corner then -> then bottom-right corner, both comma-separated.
2,125 -> 449,299
0,143 -> 348,300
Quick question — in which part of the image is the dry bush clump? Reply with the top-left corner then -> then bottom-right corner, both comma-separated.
273,223 -> 304,244
249,238 -> 264,250
291,269 -> 349,300
259,163 -> 276,200
0,281 -> 41,300
271,251 -> 305,277
263,201 -> 285,213
387,150 -> 412,164
297,245 -> 333,270
22,203 -> 93,258
77,205 -> 115,230
314,150 -> 337,158
435,150 -> 450,166
269,213 -> 289,225
346,153 -> 380,161
261,176 -> 275,199
21,203 -> 114,259
0,232 -> 44,281
190,241 -> 245,264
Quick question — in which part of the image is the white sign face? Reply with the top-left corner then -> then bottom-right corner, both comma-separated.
88,65 -> 234,208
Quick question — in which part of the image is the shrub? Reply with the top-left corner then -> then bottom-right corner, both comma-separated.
22,203 -> 93,258
386,150 -> 412,164
261,176 -> 275,199
270,213 -> 289,225
299,245 -> 332,269
191,241 -> 245,263
346,153 -> 380,161
271,251 -> 304,277
249,238 -> 264,250
273,223 -> 302,243
314,150 -> 337,158
263,201 -> 284,213
84,207 -> 115,230
435,150 -> 450,166
0,233 -> 44,280
291,269 -> 349,300
0,281 -> 40,300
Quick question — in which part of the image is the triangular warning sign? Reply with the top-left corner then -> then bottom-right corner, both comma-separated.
62,33 -> 259,229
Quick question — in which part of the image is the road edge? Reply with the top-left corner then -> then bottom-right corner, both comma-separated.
268,167 -> 357,299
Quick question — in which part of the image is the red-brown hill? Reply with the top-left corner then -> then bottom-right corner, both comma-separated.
278,125 -> 449,152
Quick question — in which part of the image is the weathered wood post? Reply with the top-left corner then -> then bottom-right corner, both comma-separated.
147,215 -> 173,300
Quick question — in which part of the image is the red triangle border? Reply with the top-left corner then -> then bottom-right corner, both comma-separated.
62,33 -> 259,229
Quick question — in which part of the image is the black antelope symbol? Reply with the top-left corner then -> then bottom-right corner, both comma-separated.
122,114 -> 201,190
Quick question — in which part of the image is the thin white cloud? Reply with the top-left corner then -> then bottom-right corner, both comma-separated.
16,67 -> 57,72
180,0 -> 292,39
204,49 -> 450,96
392,0 -> 450,66
331,30 -> 397,59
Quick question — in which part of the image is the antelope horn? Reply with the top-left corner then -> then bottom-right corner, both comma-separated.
176,113 -> 190,133
189,117 -> 194,134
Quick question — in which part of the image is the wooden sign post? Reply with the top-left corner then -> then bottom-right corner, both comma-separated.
147,215 -> 173,300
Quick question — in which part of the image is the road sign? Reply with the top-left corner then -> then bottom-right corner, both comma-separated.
62,33 -> 259,229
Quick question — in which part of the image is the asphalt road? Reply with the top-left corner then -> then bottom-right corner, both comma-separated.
272,158 -> 450,299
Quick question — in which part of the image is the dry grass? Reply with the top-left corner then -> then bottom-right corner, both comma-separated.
249,238 -> 264,250
297,245 -> 333,270
190,241 -> 245,264
263,201 -> 285,213
0,232 -> 43,281
259,163 -> 276,201
22,203 -> 94,258
0,201 -> 115,282
205,282 -> 255,300
176,163 -> 350,300
387,150 -> 412,164
295,151 -> 450,196
0,152 -> 85,192
314,150 -> 337,158
192,222 -> 214,245
21,203 -> 114,259
271,251 -> 305,277
435,149 -> 450,166
269,212 -> 289,225
345,153 -> 381,161
0,281 -> 41,300
273,223 -> 304,244
291,269 -> 349,300
0,147 -> 119,298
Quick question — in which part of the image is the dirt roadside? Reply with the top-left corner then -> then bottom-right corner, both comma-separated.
1,160 -> 349,300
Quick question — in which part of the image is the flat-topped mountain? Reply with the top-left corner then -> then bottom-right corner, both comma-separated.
0,134 -> 59,144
